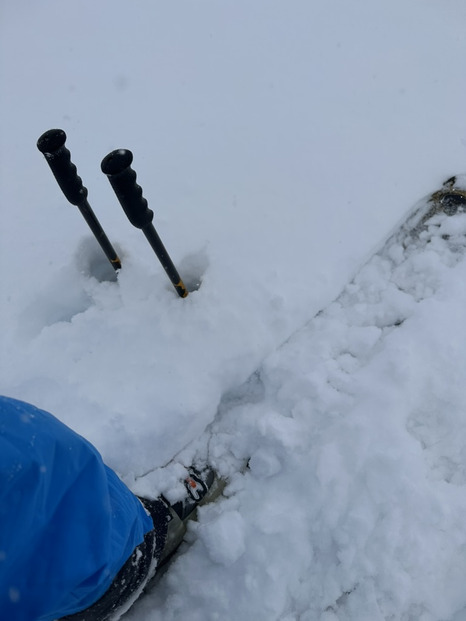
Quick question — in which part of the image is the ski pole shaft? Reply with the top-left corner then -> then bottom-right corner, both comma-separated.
141,226 -> 189,298
101,149 -> 188,298
37,129 -> 121,271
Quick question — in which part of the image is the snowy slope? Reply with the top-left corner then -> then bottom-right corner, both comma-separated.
1,1 -> 466,620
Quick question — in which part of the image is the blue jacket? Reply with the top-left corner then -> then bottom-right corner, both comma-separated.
0,396 -> 154,620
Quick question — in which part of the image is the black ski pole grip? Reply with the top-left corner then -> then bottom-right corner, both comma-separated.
37,129 -> 88,206
101,150 -> 153,229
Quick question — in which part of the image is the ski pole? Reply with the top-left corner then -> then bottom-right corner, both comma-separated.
37,129 -> 122,271
101,149 -> 188,298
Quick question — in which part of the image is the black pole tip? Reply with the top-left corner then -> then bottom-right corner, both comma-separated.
37,129 -> 67,154
101,149 -> 133,176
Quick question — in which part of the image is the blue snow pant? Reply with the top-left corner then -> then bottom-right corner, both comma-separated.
0,396 -> 155,621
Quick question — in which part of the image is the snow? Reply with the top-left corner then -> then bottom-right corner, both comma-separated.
1,1 -> 466,619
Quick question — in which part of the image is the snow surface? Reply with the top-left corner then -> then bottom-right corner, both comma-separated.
2,1 -> 466,619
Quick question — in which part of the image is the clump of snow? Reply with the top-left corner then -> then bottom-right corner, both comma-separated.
197,509 -> 246,566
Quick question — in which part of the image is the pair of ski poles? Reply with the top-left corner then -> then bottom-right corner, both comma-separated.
37,129 -> 189,298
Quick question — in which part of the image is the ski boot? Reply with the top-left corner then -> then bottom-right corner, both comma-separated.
141,466 -> 224,566
61,466 -> 221,621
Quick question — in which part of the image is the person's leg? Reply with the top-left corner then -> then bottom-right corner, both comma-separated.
0,396 -> 160,621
